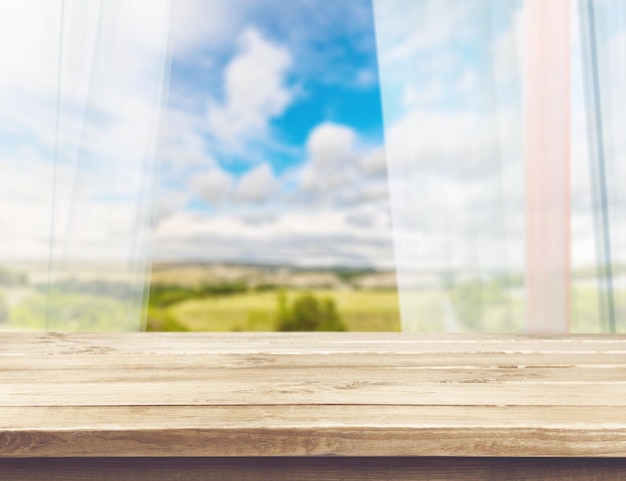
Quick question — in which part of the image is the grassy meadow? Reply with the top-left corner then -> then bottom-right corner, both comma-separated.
145,264 -> 402,332
160,289 -> 401,332
1,262 -> 625,332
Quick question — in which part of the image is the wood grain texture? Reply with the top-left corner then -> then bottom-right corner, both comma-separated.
2,457 -> 626,481
1,333 -> 626,457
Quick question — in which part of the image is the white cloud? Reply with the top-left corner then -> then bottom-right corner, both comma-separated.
360,148 -> 387,177
153,207 -> 394,268
154,114 -> 396,267
190,163 -> 280,206
294,122 -> 392,217
345,211 -> 375,228
299,123 -> 358,194
152,191 -> 188,227
207,28 -> 293,145
159,112 -> 211,166
236,163 -> 278,203
306,123 -> 357,165
168,0 -> 243,56
191,168 -> 235,204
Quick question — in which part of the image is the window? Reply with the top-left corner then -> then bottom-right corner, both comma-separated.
0,0 -> 624,334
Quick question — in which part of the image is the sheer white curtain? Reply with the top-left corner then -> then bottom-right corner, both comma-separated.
0,0 -> 171,330
374,0 -> 625,333
374,0 -> 525,332
578,0 -> 626,333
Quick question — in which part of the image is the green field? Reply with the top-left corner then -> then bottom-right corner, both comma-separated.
161,289 -> 402,332
6,291 -> 143,331
2,263 -> 626,333
6,286 -> 624,333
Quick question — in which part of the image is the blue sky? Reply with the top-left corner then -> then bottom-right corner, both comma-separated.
151,0 -> 395,267
170,1 -> 383,169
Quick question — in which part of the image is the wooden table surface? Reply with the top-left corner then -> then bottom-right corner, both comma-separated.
1,332 -> 626,479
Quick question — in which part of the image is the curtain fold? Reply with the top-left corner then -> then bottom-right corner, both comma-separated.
0,0 -> 171,331
577,0 -> 626,333
374,0 -> 624,333
374,0 -> 525,332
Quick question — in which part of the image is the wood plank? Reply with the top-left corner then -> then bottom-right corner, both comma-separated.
0,351 -> 626,374
3,379 -> 626,407
3,405 -> 626,431
1,333 -> 626,458
2,457 -> 626,481
4,365 -> 626,384
2,405 -> 626,457
3,332 -> 626,355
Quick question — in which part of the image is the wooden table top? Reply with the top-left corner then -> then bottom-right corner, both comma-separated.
1,332 -> 626,458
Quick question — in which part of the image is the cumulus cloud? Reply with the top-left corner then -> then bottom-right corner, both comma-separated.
152,191 -> 188,227
345,208 -> 383,229
158,111 -> 210,166
306,123 -> 357,162
168,0 -> 243,56
191,168 -> 235,204
299,123 -> 358,194
207,28 -> 293,145
190,162 -> 280,206
360,148 -> 388,177
291,123 -> 392,226
160,115 -> 396,266
153,207 -> 395,268
236,163 -> 278,203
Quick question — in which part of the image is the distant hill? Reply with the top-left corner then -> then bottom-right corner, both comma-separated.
150,262 -> 397,290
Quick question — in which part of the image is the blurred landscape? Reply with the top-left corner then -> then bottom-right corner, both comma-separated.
146,262 -> 401,332
0,262 -> 399,332
1,261 -> 623,332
